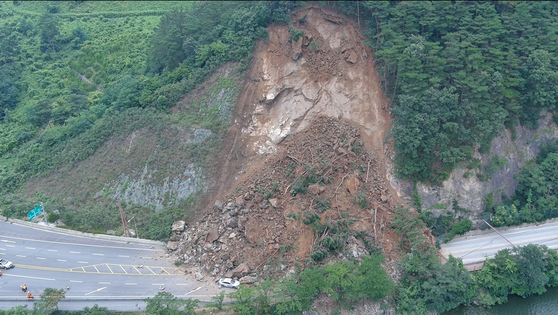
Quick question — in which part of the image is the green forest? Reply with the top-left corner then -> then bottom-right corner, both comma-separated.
2,1 -> 558,313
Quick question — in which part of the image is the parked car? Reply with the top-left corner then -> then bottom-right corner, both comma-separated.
218,278 -> 240,289
0,258 -> 14,269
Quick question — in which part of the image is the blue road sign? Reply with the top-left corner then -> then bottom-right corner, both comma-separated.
27,205 -> 42,220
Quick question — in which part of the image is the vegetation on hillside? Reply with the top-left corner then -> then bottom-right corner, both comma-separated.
330,1 -> 558,183
490,139 -> 558,226
0,1 -> 298,240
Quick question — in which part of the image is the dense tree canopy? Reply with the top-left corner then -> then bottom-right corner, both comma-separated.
333,1 -> 558,182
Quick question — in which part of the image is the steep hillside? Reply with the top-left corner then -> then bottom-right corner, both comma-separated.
168,7 -> 412,279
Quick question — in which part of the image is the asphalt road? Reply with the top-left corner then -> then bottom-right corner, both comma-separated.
0,220 -> 227,311
440,220 -> 558,265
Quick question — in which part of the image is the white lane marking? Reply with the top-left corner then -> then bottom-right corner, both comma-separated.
125,283 -> 137,285
6,245 -> 15,247
0,240 -> 16,243
70,280 -> 83,283
0,248 -> 6,251
0,235 -> 153,251
152,283 -> 165,286
17,255 -> 26,258
84,286 -> 107,296
57,259 -> 67,262
2,274 -> 55,281
78,261 -> 89,264
47,249 -> 58,252
99,282 -> 111,285
176,284 -> 188,286
185,287 -> 202,296
25,247 -> 36,250
70,251 -> 81,254
92,253 -> 104,256
118,255 -> 129,258
36,257 -> 46,260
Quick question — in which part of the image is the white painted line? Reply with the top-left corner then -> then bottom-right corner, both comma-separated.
1,240 -> 15,243
125,283 -> 137,285
185,287 -> 202,296
6,245 -> 15,247
25,247 -> 36,250
3,274 -> 55,281
70,251 -> 81,254
84,286 -> 107,296
0,248 -> 6,251
57,259 -> 67,262
176,284 -> 188,286
99,282 -> 111,285
118,255 -> 129,258
78,261 -> 88,264
36,257 -> 46,260
92,253 -> 104,256
16,255 -> 26,258
152,283 -> 165,286
70,280 -> 83,283
47,249 -> 58,252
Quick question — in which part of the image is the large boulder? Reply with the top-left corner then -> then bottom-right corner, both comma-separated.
232,263 -> 250,278
244,221 -> 260,244
171,220 -> 186,232
206,225 -> 220,243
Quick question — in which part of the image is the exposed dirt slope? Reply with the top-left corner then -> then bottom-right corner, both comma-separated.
172,7 -> 414,280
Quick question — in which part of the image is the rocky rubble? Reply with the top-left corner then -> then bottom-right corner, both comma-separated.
167,116 -> 403,282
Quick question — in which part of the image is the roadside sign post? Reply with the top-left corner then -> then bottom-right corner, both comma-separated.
41,202 -> 48,225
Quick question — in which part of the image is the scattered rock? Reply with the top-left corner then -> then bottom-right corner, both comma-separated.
269,198 -> 278,208
235,196 -> 245,207
227,217 -> 239,228
345,50 -> 358,64
345,174 -> 360,196
167,241 -> 178,251
214,200 -> 223,212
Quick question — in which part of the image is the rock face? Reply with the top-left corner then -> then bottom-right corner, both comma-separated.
391,111 -> 558,218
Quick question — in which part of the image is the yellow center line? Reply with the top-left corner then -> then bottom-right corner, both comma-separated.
132,266 -> 141,274
119,265 -> 128,274
106,264 -> 114,274
146,266 -> 156,275
160,268 -> 170,275
93,265 -> 100,273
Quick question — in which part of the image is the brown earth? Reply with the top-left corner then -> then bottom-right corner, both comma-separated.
172,7 -> 423,281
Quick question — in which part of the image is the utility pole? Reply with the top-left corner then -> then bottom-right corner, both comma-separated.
118,198 -> 130,237
128,216 -> 139,239
483,220 -> 517,249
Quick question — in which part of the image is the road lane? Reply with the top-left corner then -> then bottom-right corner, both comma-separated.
441,220 -> 558,265
0,220 -> 227,311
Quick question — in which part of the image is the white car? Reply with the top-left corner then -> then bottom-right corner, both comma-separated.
218,278 -> 240,289
0,258 -> 14,269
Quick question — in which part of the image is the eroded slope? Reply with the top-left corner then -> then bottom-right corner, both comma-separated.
171,7 -> 409,280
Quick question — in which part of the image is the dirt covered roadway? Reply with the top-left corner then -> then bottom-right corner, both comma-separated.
171,6 -> 409,282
